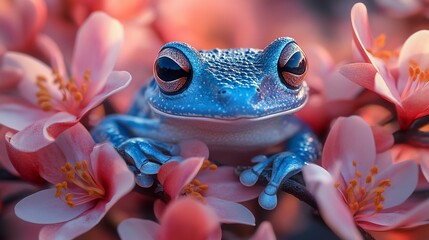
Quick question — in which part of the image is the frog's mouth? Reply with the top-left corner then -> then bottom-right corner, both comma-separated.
148,98 -> 307,123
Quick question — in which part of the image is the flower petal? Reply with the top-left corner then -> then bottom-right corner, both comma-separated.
0,102 -> 50,131
54,123 -> 94,165
2,51 -> 60,105
371,125 -> 394,153
197,166 -> 261,202
157,161 -> 179,186
322,116 -> 376,182
206,197 -> 255,226
38,200 -> 108,240
350,3 -> 401,102
34,34 -> 66,76
250,221 -> 276,240
71,12 -> 124,99
397,30 -> 429,92
17,0 -> 47,45
153,199 -> 167,221
420,153 -> 429,182
15,188 -> 93,224
373,159 -> 418,209
0,65 -> 22,91
400,87 -> 429,125
161,157 -> 204,198
5,131 -> 45,184
90,143 -> 135,203
359,199 -> 429,231
118,218 -> 159,240
0,127 -> 18,175
33,123 -> 93,183
178,139 -> 209,159
80,71 -> 131,115
303,164 -> 362,240
340,63 -> 401,106
159,197 -> 221,240
8,111 -> 76,152
351,2 -> 373,61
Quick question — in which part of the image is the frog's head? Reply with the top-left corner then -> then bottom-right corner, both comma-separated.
146,37 -> 309,121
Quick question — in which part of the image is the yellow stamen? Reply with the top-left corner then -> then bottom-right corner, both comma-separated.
378,179 -> 391,187
340,161 -> 391,216
370,166 -> 378,175
39,102 -> 53,112
366,34 -> 399,61
355,170 -> 361,178
34,68 -> 91,112
54,160 -> 105,208
84,69 -> 91,83
180,160 -> 218,203
374,34 -> 386,48
209,164 -> 218,170
401,60 -> 429,100
192,179 -> 201,186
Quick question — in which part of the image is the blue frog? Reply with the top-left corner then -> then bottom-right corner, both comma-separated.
92,37 -> 321,210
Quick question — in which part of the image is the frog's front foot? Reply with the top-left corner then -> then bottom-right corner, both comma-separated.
117,138 -> 183,187
240,152 -> 305,210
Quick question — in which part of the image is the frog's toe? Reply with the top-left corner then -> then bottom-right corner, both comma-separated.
135,173 -> 154,188
251,155 -> 268,163
140,162 -> 161,174
118,138 -> 180,168
240,169 -> 259,186
258,152 -> 305,210
240,155 -> 274,186
259,186 -> 278,210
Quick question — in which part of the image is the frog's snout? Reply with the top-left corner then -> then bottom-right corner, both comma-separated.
216,86 -> 261,105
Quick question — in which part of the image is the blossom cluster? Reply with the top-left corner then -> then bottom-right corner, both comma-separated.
1,1 -> 429,239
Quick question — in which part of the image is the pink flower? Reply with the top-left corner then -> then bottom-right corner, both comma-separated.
117,197 -> 222,240
10,123 -> 134,239
342,3 -> 429,129
0,12 -> 131,151
0,47 -> 22,93
303,116 -> 429,239
391,144 -> 429,189
358,105 -> 429,189
350,3 -> 401,66
0,126 -> 19,176
43,0 -> 158,113
250,221 -> 276,240
296,45 -> 362,133
118,200 -> 277,240
156,157 -> 261,226
0,0 -> 47,51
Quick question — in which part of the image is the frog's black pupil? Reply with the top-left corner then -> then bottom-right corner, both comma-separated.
283,52 -> 306,75
156,56 -> 188,82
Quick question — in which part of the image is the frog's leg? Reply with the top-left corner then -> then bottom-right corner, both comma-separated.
240,122 -> 321,210
91,115 -> 182,187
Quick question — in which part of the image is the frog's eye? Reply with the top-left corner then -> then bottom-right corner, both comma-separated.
154,48 -> 192,94
277,42 -> 307,89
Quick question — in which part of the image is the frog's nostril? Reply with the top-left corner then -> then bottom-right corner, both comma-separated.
217,88 -> 230,96
256,88 -> 261,93
216,88 -> 232,102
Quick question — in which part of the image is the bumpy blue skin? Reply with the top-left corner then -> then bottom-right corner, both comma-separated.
92,37 -> 321,210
